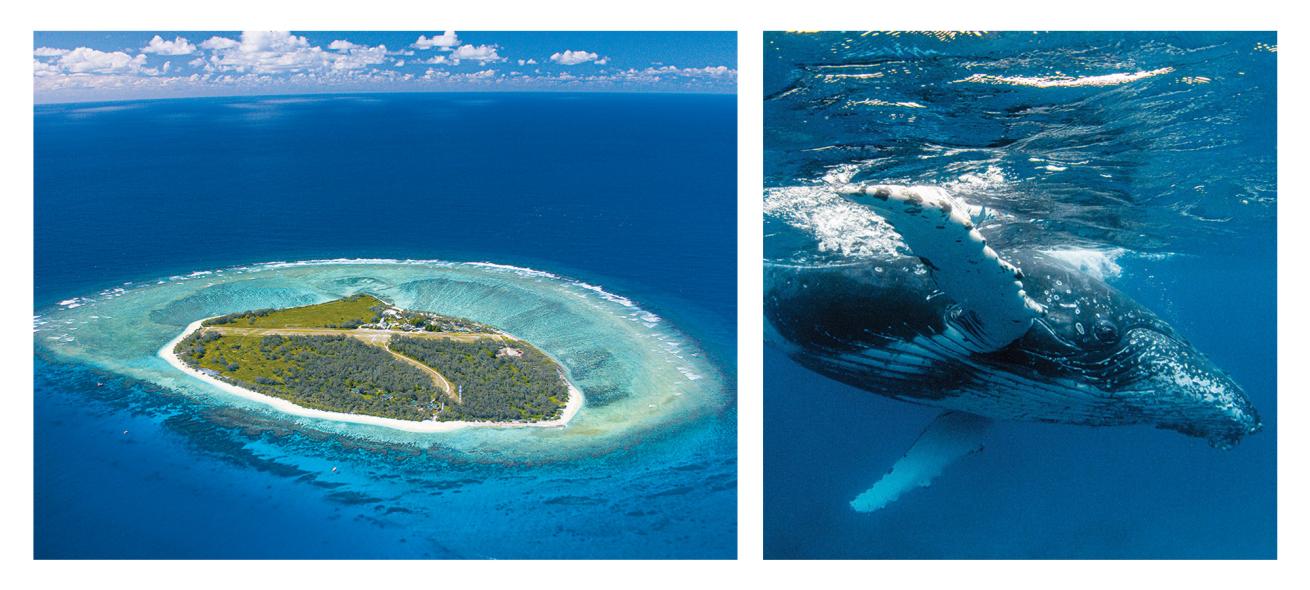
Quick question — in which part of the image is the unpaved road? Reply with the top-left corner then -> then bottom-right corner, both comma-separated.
202,325 -> 510,403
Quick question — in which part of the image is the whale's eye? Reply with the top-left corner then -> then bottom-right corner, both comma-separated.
1093,320 -> 1119,344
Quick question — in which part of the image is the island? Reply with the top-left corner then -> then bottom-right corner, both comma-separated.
163,294 -> 580,430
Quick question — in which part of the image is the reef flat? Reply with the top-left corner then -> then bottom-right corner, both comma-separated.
35,259 -> 728,459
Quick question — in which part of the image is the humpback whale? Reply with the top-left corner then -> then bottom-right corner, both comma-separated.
765,184 -> 1261,513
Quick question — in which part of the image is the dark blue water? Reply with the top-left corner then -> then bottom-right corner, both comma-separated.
764,32 -> 1275,559
35,92 -> 737,558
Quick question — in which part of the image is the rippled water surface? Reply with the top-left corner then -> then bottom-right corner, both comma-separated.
764,32 -> 1275,559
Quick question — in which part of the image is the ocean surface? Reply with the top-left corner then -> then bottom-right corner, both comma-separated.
34,92 -> 737,559
763,32 -> 1276,559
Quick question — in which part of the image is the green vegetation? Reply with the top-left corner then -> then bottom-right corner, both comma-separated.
390,337 -> 568,422
176,294 -> 570,423
203,293 -> 500,333
175,332 -> 441,421
205,293 -> 385,329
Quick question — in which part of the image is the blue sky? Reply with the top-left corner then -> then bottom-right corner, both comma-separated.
33,31 -> 737,103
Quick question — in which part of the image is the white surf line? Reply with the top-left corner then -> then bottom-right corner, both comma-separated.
955,67 -> 1175,88
158,319 -> 584,433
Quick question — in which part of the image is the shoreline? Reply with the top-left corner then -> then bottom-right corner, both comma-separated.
158,319 -> 584,433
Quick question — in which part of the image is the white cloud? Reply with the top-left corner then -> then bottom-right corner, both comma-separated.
451,44 -> 504,65
33,46 -> 181,93
56,47 -> 149,74
33,59 -> 60,77
207,31 -> 327,73
550,49 -> 601,65
327,39 -> 389,70
626,65 -> 736,79
486,63 -> 735,91
424,44 -> 504,66
141,35 -> 196,55
34,34 -> 734,100
420,67 -> 498,83
677,65 -> 735,77
34,69 -> 210,94
200,36 -> 240,50
196,31 -> 386,74
412,31 -> 459,50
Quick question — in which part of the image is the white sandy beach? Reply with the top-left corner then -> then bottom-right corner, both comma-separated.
158,319 -> 584,433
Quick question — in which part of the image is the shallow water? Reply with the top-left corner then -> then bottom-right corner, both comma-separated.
35,93 -> 737,558
38,261 -> 728,456
764,31 -> 1275,559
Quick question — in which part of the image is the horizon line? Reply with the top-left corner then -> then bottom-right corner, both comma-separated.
34,86 -> 738,107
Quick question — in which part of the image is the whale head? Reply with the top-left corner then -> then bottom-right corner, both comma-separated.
1009,257 -> 1262,448
1119,326 -> 1261,447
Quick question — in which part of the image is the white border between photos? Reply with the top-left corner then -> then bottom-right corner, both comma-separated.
1,0 -> 1305,588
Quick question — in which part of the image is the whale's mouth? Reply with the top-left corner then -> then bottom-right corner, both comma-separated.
1177,416 -> 1262,450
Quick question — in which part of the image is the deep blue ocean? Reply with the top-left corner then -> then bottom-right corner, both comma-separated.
35,92 -> 736,558
763,32 -> 1275,559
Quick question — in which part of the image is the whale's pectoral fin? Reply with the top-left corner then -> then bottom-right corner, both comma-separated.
851,411 -> 991,513
839,184 -> 1044,351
